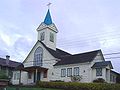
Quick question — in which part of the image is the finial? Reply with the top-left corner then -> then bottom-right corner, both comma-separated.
47,2 -> 52,9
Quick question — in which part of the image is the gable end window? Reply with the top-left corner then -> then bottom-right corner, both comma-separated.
96,68 -> 102,76
67,68 -> 72,77
40,32 -> 45,41
50,32 -> 54,42
61,69 -> 66,77
74,67 -> 79,76
34,47 -> 43,66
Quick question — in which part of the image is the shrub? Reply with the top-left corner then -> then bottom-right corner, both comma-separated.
93,78 -> 105,83
71,75 -> 82,82
37,81 -> 120,90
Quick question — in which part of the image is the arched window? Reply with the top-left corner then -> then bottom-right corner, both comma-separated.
34,47 -> 43,66
40,32 -> 45,41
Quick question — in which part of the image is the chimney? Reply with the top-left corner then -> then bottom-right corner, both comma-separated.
6,55 -> 10,65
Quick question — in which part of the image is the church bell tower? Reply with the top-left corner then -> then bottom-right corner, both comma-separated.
36,8 -> 58,50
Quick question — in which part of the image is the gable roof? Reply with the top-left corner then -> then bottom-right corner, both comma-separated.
40,41 -> 71,58
23,40 -> 71,63
0,57 -> 22,68
54,50 -> 102,66
91,61 -> 113,69
111,70 -> 120,75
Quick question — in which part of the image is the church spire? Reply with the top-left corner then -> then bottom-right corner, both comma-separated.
44,9 -> 52,25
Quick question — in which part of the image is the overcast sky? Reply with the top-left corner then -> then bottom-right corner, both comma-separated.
0,0 -> 120,73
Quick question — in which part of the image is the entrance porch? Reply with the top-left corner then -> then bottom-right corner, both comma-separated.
18,66 -> 48,85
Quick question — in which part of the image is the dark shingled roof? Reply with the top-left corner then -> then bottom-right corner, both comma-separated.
91,61 -> 113,69
54,50 -> 101,66
40,41 -> 71,58
0,57 -> 22,68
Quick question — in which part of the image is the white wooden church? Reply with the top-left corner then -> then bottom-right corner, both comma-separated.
12,8 -> 118,85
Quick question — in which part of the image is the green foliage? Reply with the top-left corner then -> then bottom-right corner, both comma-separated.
116,75 -> 120,83
93,78 -> 106,83
0,70 -> 8,79
7,87 -> 62,90
71,75 -> 82,82
37,81 -> 120,90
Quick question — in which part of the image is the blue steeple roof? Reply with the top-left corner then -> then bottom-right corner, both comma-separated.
44,9 -> 52,25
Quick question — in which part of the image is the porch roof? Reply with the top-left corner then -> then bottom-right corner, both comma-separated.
17,65 -> 48,72
91,61 -> 113,69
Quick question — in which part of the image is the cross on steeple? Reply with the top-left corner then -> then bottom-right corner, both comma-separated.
47,2 -> 52,9
44,3 -> 52,25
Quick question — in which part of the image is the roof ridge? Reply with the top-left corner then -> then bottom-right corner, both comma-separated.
0,57 -> 21,63
72,49 -> 101,56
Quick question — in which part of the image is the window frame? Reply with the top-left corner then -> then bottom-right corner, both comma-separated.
73,67 -> 79,76
67,68 -> 72,77
28,72 -> 32,79
14,73 -> 16,80
34,47 -> 43,66
61,69 -> 66,77
96,68 -> 102,76
43,70 -> 47,78
50,32 -> 54,42
40,32 -> 45,41
14,72 -> 20,80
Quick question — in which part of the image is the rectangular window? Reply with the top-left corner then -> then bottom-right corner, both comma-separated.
14,72 -> 20,80
96,68 -> 102,76
28,72 -> 32,79
50,32 -> 54,42
43,70 -> 47,78
17,72 -> 20,80
61,69 -> 66,77
67,68 -> 72,77
14,73 -> 16,80
74,67 -> 79,76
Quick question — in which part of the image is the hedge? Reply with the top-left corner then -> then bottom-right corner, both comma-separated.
37,81 -> 120,90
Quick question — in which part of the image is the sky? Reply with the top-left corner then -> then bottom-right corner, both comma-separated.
0,0 -> 120,73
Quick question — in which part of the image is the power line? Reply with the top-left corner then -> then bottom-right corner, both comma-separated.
57,35 -> 120,46
105,57 -> 120,60
104,52 -> 120,55
58,30 -> 120,41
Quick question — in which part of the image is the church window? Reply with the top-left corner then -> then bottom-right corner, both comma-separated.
14,73 -> 16,80
40,32 -> 45,41
74,67 -> 79,76
43,70 -> 47,78
34,47 -> 43,66
14,72 -> 20,80
67,68 -> 72,77
28,72 -> 32,79
96,68 -> 102,76
50,32 -> 54,42
61,69 -> 66,77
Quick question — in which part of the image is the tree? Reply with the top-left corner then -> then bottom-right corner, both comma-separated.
0,70 -> 8,79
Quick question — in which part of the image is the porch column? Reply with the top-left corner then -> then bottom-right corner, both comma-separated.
19,70 -> 21,84
35,69 -> 38,83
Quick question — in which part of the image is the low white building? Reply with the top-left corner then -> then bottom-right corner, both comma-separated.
11,9 -> 118,85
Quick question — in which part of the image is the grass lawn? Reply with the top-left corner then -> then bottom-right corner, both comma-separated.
6,87 -> 62,90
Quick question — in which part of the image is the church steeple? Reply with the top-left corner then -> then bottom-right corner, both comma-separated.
44,9 -> 52,25
36,5 -> 58,50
